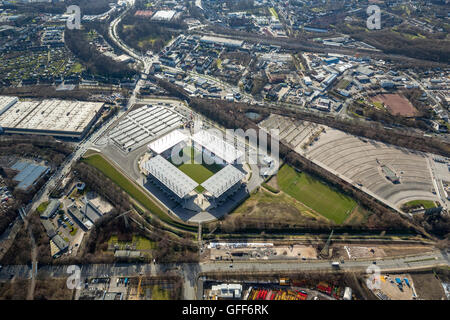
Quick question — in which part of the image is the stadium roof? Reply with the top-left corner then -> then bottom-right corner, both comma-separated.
201,165 -> 245,198
144,155 -> 198,199
148,130 -> 187,154
192,130 -> 243,164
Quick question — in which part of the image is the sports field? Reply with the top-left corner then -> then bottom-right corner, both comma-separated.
277,165 -> 357,224
371,94 -> 418,117
169,147 -> 223,192
82,154 -> 197,232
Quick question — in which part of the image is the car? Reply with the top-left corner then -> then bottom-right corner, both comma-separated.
373,261 -> 377,264
229,264 -> 233,268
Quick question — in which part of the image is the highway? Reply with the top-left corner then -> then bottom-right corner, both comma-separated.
0,250 -> 448,299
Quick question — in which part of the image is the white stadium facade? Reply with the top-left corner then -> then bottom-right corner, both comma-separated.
143,129 -> 246,210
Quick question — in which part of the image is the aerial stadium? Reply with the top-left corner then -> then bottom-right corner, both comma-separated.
141,128 -> 247,212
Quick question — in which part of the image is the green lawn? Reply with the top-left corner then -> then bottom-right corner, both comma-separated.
277,165 -> 357,224
70,227 -> 78,236
169,147 -> 223,193
36,201 -> 49,214
82,154 -> 197,232
150,285 -> 171,300
403,200 -> 437,209
269,7 -> 279,20
373,101 -> 384,109
108,235 -> 156,250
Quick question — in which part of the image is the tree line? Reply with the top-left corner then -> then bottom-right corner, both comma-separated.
118,10 -> 184,54
65,29 -> 137,79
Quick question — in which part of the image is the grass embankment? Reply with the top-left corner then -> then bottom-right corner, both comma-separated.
108,235 -> 156,250
277,165 -> 357,224
403,200 -> 437,210
269,7 -> 279,20
36,201 -> 49,214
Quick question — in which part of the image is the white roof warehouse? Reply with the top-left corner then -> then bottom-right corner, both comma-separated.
0,96 -> 104,139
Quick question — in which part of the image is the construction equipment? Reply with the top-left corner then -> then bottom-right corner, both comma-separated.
113,210 -> 133,229
320,229 -> 334,258
137,275 -> 143,299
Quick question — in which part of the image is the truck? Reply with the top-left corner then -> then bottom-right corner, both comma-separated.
331,262 -> 340,268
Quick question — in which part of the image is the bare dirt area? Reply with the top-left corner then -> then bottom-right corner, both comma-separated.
208,244 -> 318,261
371,273 -> 416,300
265,175 -> 280,191
228,189 -> 328,226
344,246 -> 386,259
332,243 -> 434,261
371,93 -> 418,117
410,272 -> 447,300
380,244 -> 435,257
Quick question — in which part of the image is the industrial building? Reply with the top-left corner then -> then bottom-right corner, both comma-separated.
143,155 -> 198,207
83,200 -> 104,224
50,234 -> 69,258
11,160 -> 49,191
0,97 -> 104,139
67,204 -> 94,231
210,283 -> 243,299
151,10 -> 177,21
200,35 -> 244,48
109,104 -> 184,152
40,199 -> 60,220
201,165 -> 245,208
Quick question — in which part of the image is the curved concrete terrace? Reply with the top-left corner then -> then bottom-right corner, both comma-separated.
259,114 -> 439,211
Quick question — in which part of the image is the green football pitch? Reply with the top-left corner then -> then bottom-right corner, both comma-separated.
277,165 -> 357,224
169,147 -> 223,192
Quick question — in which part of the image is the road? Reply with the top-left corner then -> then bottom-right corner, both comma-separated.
0,105 -> 123,263
0,250 -> 448,299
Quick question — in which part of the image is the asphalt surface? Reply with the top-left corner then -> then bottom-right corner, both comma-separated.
0,250 -> 448,299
